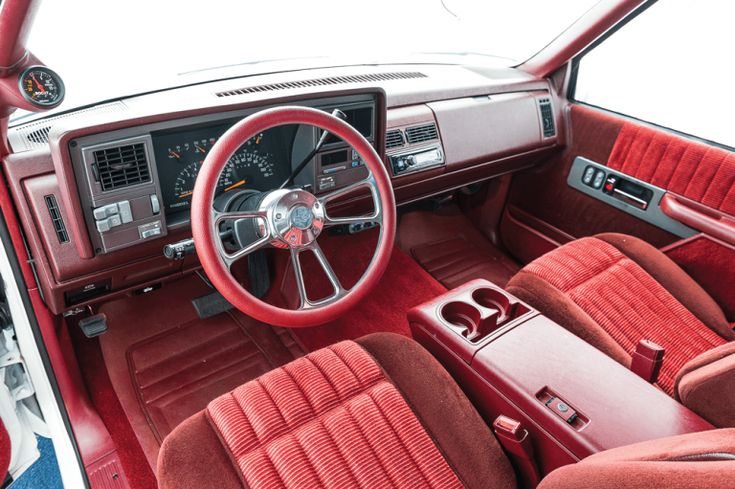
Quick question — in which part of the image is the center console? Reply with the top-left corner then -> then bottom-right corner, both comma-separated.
409,279 -> 713,479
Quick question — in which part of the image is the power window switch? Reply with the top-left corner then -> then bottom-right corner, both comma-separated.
582,166 -> 596,185
93,203 -> 118,220
592,170 -> 606,189
118,201 -> 133,224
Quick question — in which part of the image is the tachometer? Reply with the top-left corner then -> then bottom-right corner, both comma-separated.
18,66 -> 65,108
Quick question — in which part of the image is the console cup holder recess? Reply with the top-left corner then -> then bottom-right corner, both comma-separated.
440,288 -> 531,342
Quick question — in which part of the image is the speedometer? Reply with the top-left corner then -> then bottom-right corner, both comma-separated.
224,150 -> 277,192
173,163 -> 200,203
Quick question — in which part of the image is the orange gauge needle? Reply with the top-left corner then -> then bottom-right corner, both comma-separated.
169,150 -> 181,159
30,73 -> 46,94
178,191 -> 193,198
224,180 -> 246,192
195,144 -> 206,154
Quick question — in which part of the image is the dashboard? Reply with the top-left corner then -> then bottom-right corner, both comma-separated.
4,64 -> 560,314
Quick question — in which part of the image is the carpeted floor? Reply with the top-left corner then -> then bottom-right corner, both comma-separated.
398,205 -> 520,288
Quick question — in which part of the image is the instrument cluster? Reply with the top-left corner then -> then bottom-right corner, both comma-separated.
151,121 -> 297,217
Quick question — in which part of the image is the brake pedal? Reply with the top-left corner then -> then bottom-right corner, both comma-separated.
192,291 -> 233,319
78,313 -> 109,338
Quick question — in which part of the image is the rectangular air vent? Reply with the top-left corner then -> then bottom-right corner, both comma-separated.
215,72 -> 427,98
405,123 -> 439,144
385,129 -> 405,150
538,98 -> 556,138
44,195 -> 69,243
93,143 -> 151,191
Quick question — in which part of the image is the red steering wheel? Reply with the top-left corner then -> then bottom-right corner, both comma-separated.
191,106 -> 397,327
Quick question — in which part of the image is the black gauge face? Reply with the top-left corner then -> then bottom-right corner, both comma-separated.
18,66 -> 65,108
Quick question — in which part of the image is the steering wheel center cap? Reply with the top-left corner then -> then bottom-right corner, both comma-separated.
266,189 -> 325,248
290,205 -> 314,230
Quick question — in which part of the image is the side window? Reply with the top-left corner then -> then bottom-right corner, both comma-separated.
573,0 -> 734,148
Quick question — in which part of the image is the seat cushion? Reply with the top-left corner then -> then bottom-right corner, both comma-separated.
158,333 -> 515,489
507,233 -> 730,395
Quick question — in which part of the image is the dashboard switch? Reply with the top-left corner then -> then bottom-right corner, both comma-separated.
93,203 -> 118,220
139,221 -> 162,239
150,194 -> 160,214
118,201 -> 133,224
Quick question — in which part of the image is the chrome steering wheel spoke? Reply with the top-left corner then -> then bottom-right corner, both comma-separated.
318,174 -> 382,228
212,209 -> 271,269
290,241 -> 346,310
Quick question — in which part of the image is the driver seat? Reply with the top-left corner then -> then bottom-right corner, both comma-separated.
157,333 -> 735,489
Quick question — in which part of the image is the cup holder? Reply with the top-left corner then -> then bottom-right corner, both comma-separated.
441,301 -> 500,342
472,288 -> 512,322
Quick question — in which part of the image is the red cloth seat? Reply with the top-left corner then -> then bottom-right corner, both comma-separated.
157,332 -> 735,488
507,233 -> 734,396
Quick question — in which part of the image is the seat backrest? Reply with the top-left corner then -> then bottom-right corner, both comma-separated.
538,429 -> 735,489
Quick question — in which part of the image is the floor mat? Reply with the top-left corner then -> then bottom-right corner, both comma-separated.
398,205 -> 520,288
98,276 -> 303,470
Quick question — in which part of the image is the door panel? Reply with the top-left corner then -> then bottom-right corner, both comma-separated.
502,104 -> 679,263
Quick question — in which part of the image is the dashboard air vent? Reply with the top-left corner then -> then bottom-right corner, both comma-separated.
538,97 -> 556,138
385,129 -> 405,150
44,195 -> 69,243
405,123 -> 439,144
27,126 -> 51,145
215,72 -> 427,98
93,143 -> 151,191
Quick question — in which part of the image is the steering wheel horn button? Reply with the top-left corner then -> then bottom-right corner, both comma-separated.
290,206 -> 314,230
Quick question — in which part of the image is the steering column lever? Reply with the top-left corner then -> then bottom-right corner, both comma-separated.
280,108 -> 347,189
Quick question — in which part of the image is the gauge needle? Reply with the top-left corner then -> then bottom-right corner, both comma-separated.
169,150 -> 181,159
224,180 -> 246,192
30,73 -> 46,93
178,191 -> 193,198
195,144 -> 206,154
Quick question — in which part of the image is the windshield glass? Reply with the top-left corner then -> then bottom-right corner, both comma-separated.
15,0 -> 599,121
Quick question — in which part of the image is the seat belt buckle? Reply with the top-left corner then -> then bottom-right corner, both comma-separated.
493,415 -> 541,487
631,339 -> 665,383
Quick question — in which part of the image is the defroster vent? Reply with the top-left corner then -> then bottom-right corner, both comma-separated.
44,195 -> 69,243
93,143 -> 151,191
405,123 -> 439,144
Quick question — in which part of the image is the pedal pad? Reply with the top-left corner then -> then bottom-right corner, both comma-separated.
192,291 -> 233,319
79,314 -> 109,338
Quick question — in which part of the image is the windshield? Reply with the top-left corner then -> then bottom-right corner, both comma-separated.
15,0 -> 599,121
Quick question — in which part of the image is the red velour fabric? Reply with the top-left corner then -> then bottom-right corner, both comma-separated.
538,429 -> 735,489
607,123 -> 735,215
511,236 -> 727,395
665,236 -> 735,321
206,340 -> 463,488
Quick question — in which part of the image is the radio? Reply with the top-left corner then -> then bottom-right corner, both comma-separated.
389,145 -> 444,176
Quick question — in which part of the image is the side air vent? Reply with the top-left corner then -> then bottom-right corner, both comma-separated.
385,129 -> 405,150
405,123 -> 439,144
216,72 -> 427,97
538,97 -> 556,138
44,195 -> 69,243
93,143 -> 151,192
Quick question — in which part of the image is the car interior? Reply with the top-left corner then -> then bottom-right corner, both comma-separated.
0,0 -> 733,488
